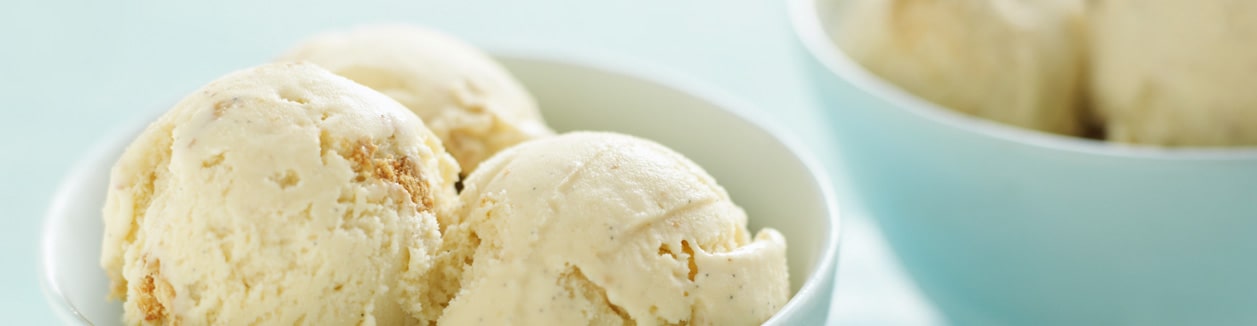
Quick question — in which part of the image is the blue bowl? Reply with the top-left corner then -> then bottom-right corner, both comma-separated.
790,0 -> 1257,324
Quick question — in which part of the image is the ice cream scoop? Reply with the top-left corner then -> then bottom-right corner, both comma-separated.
833,0 -> 1088,136
407,132 -> 789,325
99,62 -> 460,325
1089,0 -> 1257,146
278,24 -> 554,174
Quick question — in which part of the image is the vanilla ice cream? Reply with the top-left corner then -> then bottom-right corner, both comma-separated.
406,132 -> 789,325
833,0 -> 1088,136
1089,0 -> 1257,146
278,24 -> 554,174
100,63 -> 460,325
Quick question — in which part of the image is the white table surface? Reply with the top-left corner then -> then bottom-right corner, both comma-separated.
0,0 -> 941,323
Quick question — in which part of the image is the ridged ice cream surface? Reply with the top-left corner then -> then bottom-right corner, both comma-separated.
409,132 -> 789,325
278,24 -> 554,174
99,62 -> 460,325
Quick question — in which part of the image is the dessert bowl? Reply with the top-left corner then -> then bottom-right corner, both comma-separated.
790,0 -> 1257,324
40,52 -> 841,325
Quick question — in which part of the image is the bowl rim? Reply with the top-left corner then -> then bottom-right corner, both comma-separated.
787,0 -> 1257,160
40,50 -> 843,324
40,112 -> 147,326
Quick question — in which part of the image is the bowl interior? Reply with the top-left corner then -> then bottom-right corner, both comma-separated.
41,53 -> 840,325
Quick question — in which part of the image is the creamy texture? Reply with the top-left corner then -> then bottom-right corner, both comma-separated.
1089,0 -> 1257,146
833,0 -> 1087,136
409,132 -> 788,325
279,24 -> 554,174
100,63 -> 460,325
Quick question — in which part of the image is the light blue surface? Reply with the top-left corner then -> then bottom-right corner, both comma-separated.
2,0 -> 845,323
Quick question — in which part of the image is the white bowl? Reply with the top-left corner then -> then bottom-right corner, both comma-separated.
790,0 -> 1257,324
40,52 -> 841,325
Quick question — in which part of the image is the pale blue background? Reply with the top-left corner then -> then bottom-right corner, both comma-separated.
0,0 -> 935,324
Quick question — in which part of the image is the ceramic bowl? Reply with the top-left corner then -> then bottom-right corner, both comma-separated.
40,52 -> 841,325
790,0 -> 1257,324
